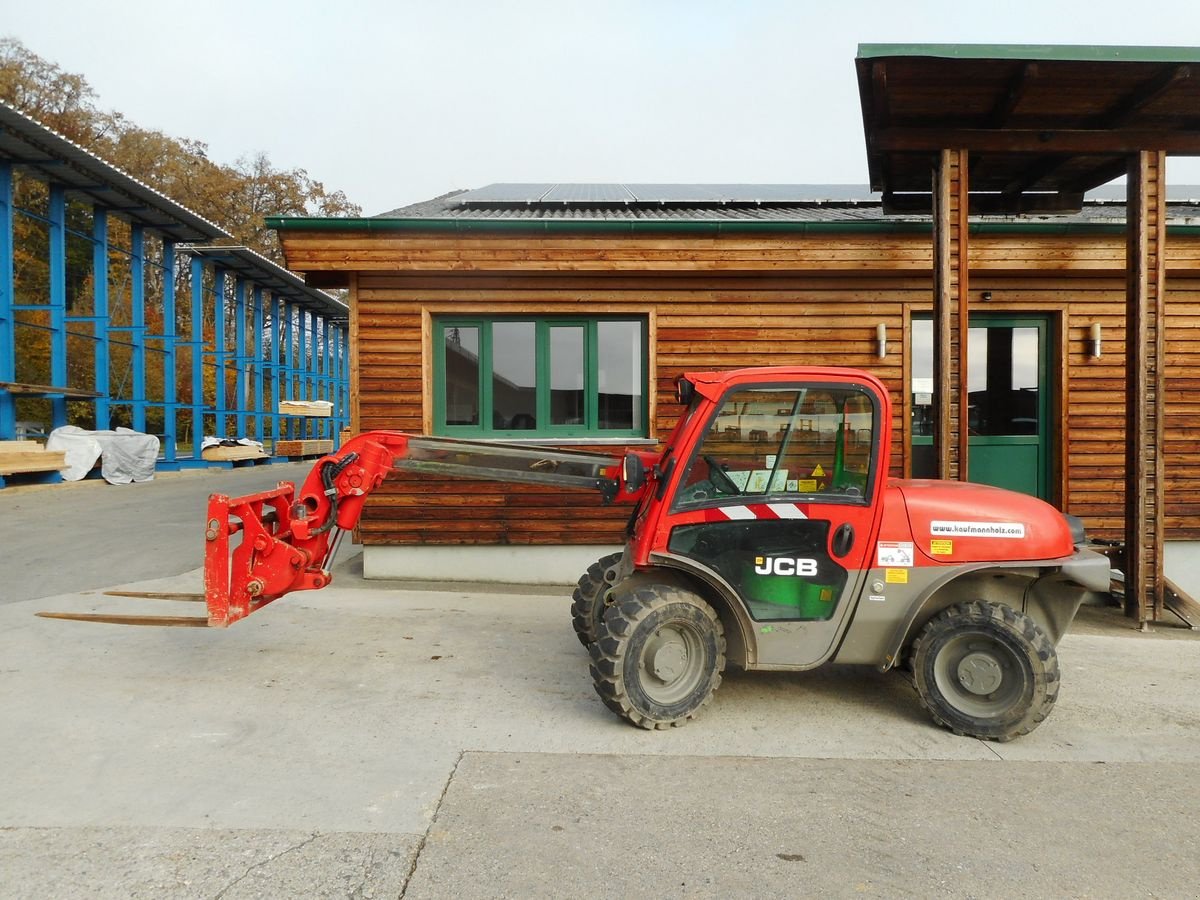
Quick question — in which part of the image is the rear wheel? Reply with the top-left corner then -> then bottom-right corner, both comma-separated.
910,600 -> 1059,741
589,584 -> 725,729
570,552 -> 623,648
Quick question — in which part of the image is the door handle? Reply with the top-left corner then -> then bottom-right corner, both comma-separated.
832,523 -> 855,558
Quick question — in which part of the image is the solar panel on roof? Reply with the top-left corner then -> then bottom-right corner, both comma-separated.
452,183 -> 882,207
541,184 -> 636,203
449,183 -> 556,204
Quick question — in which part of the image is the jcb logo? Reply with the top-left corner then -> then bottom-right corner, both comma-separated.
754,556 -> 819,577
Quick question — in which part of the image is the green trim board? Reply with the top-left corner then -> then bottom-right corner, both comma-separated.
857,43 -> 1200,64
433,316 -> 648,440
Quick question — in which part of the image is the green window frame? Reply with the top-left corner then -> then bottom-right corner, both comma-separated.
433,316 -> 648,439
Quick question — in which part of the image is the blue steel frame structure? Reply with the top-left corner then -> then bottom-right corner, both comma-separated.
0,102 -> 349,486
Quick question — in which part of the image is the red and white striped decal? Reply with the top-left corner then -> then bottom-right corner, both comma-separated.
705,503 -> 808,522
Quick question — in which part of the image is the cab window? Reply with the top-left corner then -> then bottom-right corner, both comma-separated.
675,386 -> 877,509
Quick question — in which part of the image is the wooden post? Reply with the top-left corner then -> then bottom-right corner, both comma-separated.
932,149 -> 971,481
1124,150 -> 1167,624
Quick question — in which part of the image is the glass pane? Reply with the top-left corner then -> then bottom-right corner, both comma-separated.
910,318 -> 934,437
492,322 -> 536,430
967,326 -> 1039,436
678,386 -> 875,507
443,325 -> 480,426
597,321 -> 642,430
550,326 -> 585,426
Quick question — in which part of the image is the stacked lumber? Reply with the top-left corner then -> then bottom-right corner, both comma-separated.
274,439 -> 334,457
201,443 -> 269,462
279,400 -> 332,417
0,440 -> 68,475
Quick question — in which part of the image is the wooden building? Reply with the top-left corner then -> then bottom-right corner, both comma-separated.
268,186 -> 1198,591
270,46 -> 1200,623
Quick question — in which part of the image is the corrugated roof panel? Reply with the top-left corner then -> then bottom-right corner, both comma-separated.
0,101 -> 229,243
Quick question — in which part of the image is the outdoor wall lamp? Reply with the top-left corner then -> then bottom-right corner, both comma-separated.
1089,322 -> 1102,359
876,323 -> 887,359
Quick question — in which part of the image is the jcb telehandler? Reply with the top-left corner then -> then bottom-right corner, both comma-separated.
42,366 -> 1110,741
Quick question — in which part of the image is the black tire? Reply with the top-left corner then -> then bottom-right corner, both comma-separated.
589,584 -> 726,730
570,552 -> 624,648
910,600 -> 1059,742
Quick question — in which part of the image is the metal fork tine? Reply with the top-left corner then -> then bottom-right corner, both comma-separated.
35,612 -> 210,627
101,591 -> 206,602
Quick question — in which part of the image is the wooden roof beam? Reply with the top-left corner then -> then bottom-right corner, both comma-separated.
1091,64 -> 1193,128
989,62 -> 1039,127
875,128 -> 1200,154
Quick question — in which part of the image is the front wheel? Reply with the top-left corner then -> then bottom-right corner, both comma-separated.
910,600 -> 1059,741
569,552 -> 624,648
589,584 -> 726,730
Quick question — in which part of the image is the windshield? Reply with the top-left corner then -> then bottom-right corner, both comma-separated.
675,385 -> 877,509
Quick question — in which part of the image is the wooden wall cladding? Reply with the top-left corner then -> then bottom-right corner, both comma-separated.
279,229 -> 1200,545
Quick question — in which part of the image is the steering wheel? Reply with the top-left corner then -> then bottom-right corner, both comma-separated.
703,455 -> 741,495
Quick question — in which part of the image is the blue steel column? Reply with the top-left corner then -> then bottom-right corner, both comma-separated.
0,162 -> 14,440
161,241 -> 177,463
212,268 -> 227,439
322,317 -> 332,440
270,292 -> 282,447
130,225 -> 146,433
296,307 -> 309,438
338,328 -> 348,441
281,301 -> 294,440
252,284 -> 264,443
48,184 -> 68,428
190,257 -> 205,455
91,208 -> 110,429
234,276 -> 247,438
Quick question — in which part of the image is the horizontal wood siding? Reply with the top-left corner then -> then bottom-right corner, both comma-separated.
281,229 -> 1200,546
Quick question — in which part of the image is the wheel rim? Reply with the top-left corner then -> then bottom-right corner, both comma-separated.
932,631 -> 1030,720
638,621 -> 706,705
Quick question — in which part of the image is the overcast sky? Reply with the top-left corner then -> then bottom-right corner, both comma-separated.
5,0 -> 1200,214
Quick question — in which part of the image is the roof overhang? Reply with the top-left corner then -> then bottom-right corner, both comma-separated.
0,101 -> 230,243
183,245 -> 347,318
856,44 -> 1200,214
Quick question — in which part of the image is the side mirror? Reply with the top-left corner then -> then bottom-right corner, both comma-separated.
621,452 -> 647,493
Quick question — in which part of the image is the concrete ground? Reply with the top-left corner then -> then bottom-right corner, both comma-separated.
1,470 -> 1199,898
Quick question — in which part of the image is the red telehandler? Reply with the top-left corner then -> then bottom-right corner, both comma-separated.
42,366 -> 1110,741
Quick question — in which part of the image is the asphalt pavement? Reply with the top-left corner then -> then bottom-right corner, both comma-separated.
1,469 -> 1198,898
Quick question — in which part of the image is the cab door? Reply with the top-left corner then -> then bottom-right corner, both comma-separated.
655,380 -> 887,668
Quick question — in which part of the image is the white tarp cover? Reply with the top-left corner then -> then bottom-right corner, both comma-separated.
46,426 -> 160,484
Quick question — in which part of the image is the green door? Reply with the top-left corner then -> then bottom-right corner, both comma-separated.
911,315 -> 1051,500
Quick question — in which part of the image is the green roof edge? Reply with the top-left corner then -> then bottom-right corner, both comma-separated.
266,216 -> 1200,238
856,43 -> 1200,63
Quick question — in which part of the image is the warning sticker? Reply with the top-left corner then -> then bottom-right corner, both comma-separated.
796,479 -> 817,492
876,541 -> 915,568
930,520 -> 1025,539
885,568 -> 908,584
812,464 -> 826,477
930,539 -> 954,555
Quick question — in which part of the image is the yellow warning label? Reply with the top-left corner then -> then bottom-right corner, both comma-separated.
812,464 -> 825,477
885,568 -> 909,584
797,479 -> 818,492
930,539 -> 954,555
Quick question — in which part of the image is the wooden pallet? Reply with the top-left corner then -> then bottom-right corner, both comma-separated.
274,439 -> 333,457
0,440 -> 68,475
